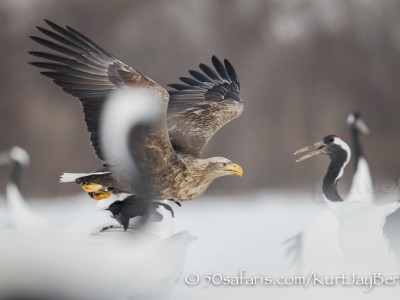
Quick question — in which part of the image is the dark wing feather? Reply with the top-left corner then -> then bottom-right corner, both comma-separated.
29,19 -> 167,162
188,70 -> 210,83
167,56 -> 242,157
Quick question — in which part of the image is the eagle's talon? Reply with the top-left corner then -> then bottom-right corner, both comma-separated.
89,189 -> 113,200
152,202 -> 175,218
82,181 -> 103,193
168,199 -> 181,207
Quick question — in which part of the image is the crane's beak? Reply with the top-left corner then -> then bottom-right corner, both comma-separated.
294,141 -> 326,162
355,118 -> 369,135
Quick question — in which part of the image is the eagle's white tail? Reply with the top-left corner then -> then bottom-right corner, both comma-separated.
59,172 -> 110,183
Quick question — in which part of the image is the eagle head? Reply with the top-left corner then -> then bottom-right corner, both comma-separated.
205,157 -> 243,178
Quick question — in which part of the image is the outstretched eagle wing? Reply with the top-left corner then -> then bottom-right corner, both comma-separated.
29,19 -> 169,163
167,56 -> 242,158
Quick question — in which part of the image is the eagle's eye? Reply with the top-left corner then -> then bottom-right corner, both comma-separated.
222,162 -> 227,167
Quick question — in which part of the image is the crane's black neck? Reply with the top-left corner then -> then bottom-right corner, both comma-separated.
322,148 -> 348,202
10,161 -> 24,189
350,127 -> 363,171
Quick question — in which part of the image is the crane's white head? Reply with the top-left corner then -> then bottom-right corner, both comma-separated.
294,134 -> 350,164
346,112 -> 369,134
9,146 -> 30,167
294,135 -> 351,181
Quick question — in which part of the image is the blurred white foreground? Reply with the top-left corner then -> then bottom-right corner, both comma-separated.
0,190 -> 399,299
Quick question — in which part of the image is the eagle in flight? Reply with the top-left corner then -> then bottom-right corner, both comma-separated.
29,20 -> 243,203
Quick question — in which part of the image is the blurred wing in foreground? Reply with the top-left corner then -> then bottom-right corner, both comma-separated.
100,87 -> 179,197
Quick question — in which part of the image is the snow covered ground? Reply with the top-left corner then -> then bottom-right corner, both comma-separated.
0,190 -> 399,299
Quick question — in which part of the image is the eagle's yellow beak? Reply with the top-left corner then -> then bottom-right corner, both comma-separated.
226,163 -> 243,177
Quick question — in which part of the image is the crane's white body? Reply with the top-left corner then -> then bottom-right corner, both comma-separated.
300,209 -> 344,272
1,193 -> 193,299
301,199 -> 399,273
294,134 -> 400,275
298,155 -> 375,273
53,198 -> 192,299
6,183 -> 54,231
2,147 -> 55,232
334,200 -> 399,273
346,157 -> 374,203
0,227 -> 193,300
291,123 -> 379,273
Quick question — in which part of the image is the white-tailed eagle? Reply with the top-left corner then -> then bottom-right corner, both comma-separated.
29,20 -> 243,202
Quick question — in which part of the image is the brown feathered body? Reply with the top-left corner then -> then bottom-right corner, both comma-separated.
78,156 -> 240,202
